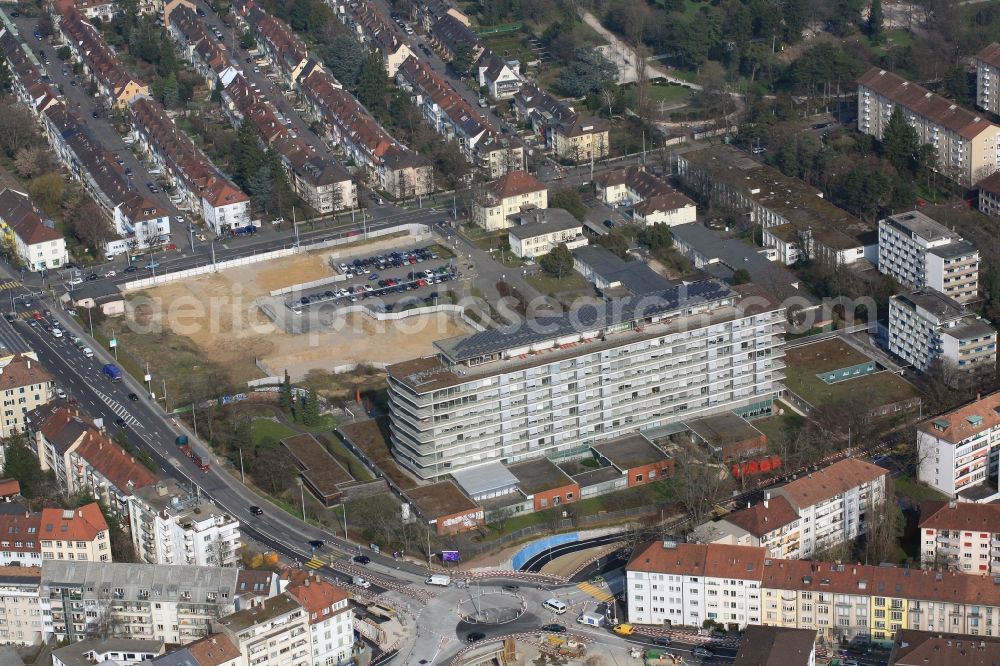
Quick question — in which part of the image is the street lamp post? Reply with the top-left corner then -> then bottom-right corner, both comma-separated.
238,446 -> 245,483
297,478 -> 306,521
332,502 -> 348,541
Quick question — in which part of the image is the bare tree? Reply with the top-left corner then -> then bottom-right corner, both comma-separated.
674,459 -> 730,527
862,477 -> 903,565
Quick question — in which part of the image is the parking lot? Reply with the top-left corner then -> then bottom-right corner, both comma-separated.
290,245 -> 457,312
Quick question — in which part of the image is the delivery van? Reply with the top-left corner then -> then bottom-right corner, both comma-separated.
425,574 -> 451,587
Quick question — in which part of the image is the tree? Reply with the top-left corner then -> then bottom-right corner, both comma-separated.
881,106 -> 920,174
867,0 -> 885,42
357,49 -> 387,109
14,147 -> 51,179
68,201 -> 114,251
862,478 -> 903,565
324,35 -> 365,88
450,42 -> 475,77
597,233 -> 630,260
239,30 -> 256,51
732,268 -> 752,285
2,435 -> 44,498
549,188 -> 587,221
301,388 -> 320,426
0,105 -> 41,159
0,58 -> 10,93
279,370 -> 293,413
539,244 -> 574,278
638,222 -> 673,252
27,172 -> 65,216
555,48 -> 618,98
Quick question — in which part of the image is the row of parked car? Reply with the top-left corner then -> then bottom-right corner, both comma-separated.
295,269 -> 455,308
338,247 -> 439,276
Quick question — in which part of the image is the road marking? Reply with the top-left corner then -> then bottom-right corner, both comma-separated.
92,389 -> 140,426
305,556 -> 325,570
576,581 -> 615,603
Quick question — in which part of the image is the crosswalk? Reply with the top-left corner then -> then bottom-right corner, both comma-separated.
577,581 -> 615,602
93,389 -> 140,427
305,556 -> 325,570
12,311 -> 34,320
0,281 -> 20,291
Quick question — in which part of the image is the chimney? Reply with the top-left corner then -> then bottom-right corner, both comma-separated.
77,509 -> 82,517
764,492 -> 770,509
26,360 -> 30,370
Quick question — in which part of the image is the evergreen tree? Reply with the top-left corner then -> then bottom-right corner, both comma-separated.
0,57 -> 10,94
357,49 -> 387,110
881,106 -> 919,174
302,389 -> 320,426
279,370 -> 293,413
1,435 -> 44,497
234,121 -> 266,190
867,0 -> 884,43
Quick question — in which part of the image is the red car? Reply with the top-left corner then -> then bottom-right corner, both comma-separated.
32,312 -> 43,321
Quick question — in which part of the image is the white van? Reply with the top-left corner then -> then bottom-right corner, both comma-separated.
543,598 -> 567,614
83,347 -> 94,358
577,612 -> 603,627
425,574 -> 451,587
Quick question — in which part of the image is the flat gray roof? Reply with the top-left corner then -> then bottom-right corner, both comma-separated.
670,222 -> 816,304
686,412 -> 764,444
508,458 -> 577,494
434,279 -> 734,363
882,210 -> 956,243
507,208 -> 581,240
53,639 -> 163,666
451,461 -> 519,497
928,238 -> 978,260
592,432 -> 670,468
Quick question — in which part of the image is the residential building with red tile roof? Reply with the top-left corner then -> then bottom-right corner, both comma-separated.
918,500 -> 1000,574
917,391 -> 1000,499
889,629 -> 1000,666
397,56 -> 523,178
284,572 -> 353,665
690,459 -> 887,561
38,503 -> 111,563
471,170 -> 548,230
858,67 -> 1000,186
57,9 -> 149,109
0,511 -> 42,567
174,633 -> 241,666
344,1 -> 416,77
28,403 -> 158,517
0,352 -> 54,437
0,478 -> 20,501
627,540 -> 1000,645
0,189 -> 69,272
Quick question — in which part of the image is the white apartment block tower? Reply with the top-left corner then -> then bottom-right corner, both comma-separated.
917,391 -> 1000,501
386,281 -> 785,481
858,67 -> 1000,187
878,211 -> 980,304
976,43 -> 1000,116
918,501 -> 1000,574
216,593 -> 311,666
888,289 -> 996,380
127,480 -> 241,567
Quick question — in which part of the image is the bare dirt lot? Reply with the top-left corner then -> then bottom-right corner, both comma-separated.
127,245 -> 473,383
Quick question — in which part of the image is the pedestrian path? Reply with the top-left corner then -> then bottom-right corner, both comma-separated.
0,281 -> 20,291
305,556 -> 325,569
576,581 -> 614,602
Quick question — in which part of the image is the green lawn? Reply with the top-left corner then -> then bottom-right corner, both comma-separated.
752,402 -> 804,441
482,33 -> 534,65
622,83 -> 692,110
895,475 -> 949,503
322,435 -> 374,482
526,271 -> 594,298
251,419 -> 298,448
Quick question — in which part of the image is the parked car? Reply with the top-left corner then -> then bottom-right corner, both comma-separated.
692,647 -> 714,658
353,555 -> 371,565
540,624 -> 566,633
466,632 -> 485,643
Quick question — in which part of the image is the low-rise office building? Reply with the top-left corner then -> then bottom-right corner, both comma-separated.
507,209 -> 585,259
386,280 -> 784,480
677,146 -> 875,265
919,500 -> 1000,574
627,540 -> 1000,644
888,289 -> 996,381
859,67 -> 1000,186
127,480 -> 241,567
878,211 -> 979,304
41,561 -> 239,645
916,391 -> 1000,500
